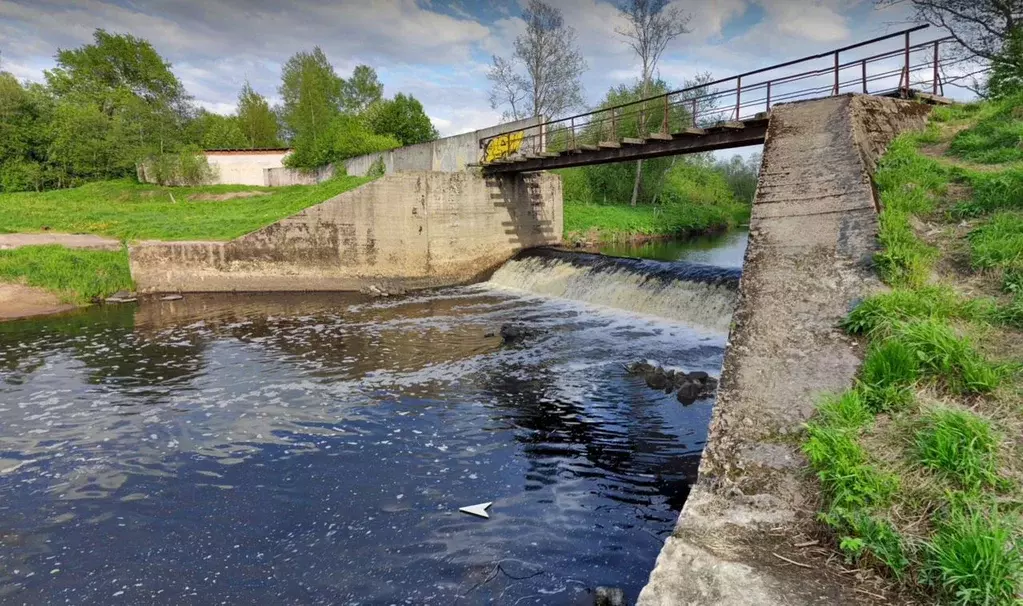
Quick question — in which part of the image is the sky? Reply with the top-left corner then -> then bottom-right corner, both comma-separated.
0,0 -> 942,138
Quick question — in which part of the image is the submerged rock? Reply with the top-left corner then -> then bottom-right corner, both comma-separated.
594,586 -> 626,606
625,360 -> 719,402
623,361 -> 656,375
676,382 -> 702,404
104,291 -> 137,304
160,294 -> 183,301
499,323 -> 546,345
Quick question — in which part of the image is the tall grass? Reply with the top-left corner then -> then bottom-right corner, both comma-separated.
0,246 -> 133,303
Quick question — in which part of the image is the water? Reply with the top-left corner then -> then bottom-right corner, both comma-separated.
0,235 -> 745,605
597,228 -> 749,267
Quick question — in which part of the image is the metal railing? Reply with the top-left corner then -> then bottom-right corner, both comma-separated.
479,25 -> 976,165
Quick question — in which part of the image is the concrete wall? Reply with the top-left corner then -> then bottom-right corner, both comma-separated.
129,171 -> 562,293
204,150 -> 289,186
343,117 -> 542,177
638,94 -> 930,605
264,164 -> 334,187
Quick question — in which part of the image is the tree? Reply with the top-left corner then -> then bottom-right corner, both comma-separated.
878,0 -> 1021,65
189,110 -> 246,149
236,82 -> 281,148
342,65 -> 384,114
46,29 -> 190,157
279,47 -> 344,162
616,0 -> 691,205
487,0 -> 587,120
366,93 -> 438,146
986,26 -> 1023,98
0,73 -> 51,191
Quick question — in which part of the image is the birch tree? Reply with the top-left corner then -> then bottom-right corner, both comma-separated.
616,0 -> 691,206
487,0 -> 587,121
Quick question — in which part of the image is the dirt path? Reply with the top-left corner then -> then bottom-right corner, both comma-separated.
0,283 -> 76,321
0,233 -> 121,250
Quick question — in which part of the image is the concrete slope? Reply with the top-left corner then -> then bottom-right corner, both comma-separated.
130,171 -> 561,293
637,94 -> 929,605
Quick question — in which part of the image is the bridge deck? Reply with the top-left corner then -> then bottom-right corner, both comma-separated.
482,118 -> 768,174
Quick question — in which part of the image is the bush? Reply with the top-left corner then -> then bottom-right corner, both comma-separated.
143,145 -> 216,186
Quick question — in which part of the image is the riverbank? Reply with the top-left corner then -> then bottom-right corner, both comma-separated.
802,95 -> 1023,604
563,199 -> 749,245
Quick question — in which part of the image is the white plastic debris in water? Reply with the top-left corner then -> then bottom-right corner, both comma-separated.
458,502 -> 493,519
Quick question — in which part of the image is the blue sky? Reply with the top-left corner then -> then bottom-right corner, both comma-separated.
0,0 -> 936,137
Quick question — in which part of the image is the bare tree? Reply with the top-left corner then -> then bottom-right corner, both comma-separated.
616,0 -> 691,205
487,0 -> 587,122
878,0 -> 1020,62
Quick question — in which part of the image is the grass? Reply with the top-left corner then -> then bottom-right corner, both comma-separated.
0,246 -> 133,303
948,93 -> 1023,164
563,198 -> 748,242
0,175 -> 372,241
914,408 -> 1001,491
803,96 -> 1023,604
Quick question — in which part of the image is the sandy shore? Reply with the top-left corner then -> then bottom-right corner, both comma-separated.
0,283 -> 77,321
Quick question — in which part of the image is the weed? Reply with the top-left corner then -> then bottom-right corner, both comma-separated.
815,390 -> 875,429
895,320 -> 1002,394
926,506 -> 1022,605
804,422 -> 898,513
844,287 -> 982,335
952,170 -> 1023,219
858,339 -> 921,411
875,210 -> 937,288
914,408 -> 1001,490
969,211 -> 1023,271
838,513 -> 911,578
949,93 -> 1023,164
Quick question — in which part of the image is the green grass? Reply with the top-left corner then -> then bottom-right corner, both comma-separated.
948,94 -> 1023,164
804,97 -> 1023,604
0,246 -> 133,303
927,507 -> 1022,606
0,175 -> 372,241
914,408 -> 1001,491
969,211 -> 1023,270
563,199 -> 747,241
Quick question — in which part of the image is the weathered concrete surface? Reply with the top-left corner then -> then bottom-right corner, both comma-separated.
343,117 -> 541,177
0,233 -> 122,251
129,171 -> 562,293
637,94 -> 930,605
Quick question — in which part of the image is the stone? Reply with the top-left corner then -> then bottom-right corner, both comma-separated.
645,371 -> 670,390
688,370 -> 709,382
160,294 -> 183,301
624,361 -> 655,375
676,382 -> 701,405
105,291 -> 137,304
594,586 -> 626,606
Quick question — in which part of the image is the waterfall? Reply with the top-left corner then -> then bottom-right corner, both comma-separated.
486,248 -> 741,332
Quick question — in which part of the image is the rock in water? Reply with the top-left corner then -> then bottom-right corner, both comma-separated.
688,370 -> 709,382
160,294 -> 183,301
104,291 -> 137,304
594,586 -> 626,606
676,382 -> 701,405
645,370 -> 670,390
623,361 -> 655,375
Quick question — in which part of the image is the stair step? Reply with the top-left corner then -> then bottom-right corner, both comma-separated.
646,132 -> 673,141
598,141 -> 621,149
673,127 -> 707,137
621,137 -> 645,145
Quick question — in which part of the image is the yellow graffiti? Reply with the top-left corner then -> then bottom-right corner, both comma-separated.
484,131 -> 524,162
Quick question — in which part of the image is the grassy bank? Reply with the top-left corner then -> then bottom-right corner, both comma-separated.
0,175 -> 372,242
804,94 -> 1023,605
559,158 -> 752,242
0,246 -> 133,304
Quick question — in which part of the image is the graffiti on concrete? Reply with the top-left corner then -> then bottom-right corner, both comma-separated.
483,131 -> 525,163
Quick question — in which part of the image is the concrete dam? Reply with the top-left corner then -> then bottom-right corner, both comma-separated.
116,93 -> 934,603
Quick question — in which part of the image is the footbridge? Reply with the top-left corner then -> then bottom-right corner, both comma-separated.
481,25 -> 956,174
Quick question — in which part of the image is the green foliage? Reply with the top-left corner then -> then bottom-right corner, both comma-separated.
949,93 -> 1023,164
969,211 -> 1023,270
367,156 -> 386,178
144,145 -> 216,186
859,339 -> 920,412
0,245 -> 132,303
985,27 -> 1023,101
895,320 -> 1002,394
952,169 -> 1023,218
342,65 -> 384,114
926,507 -> 1022,606
0,175 -> 371,241
555,167 -> 593,204
236,82 -> 282,148
844,287 -> 990,336
365,93 -> 438,146
324,115 -> 400,162
876,209 -> 938,287
189,110 -> 246,150
278,47 -> 344,167
803,422 -> 898,520
815,390 -> 874,429
914,409 -> 1001,491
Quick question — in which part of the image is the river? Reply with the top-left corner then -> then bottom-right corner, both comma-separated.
0,230 -> 746,605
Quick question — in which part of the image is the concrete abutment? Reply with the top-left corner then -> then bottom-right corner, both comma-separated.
129,171 -> 562,293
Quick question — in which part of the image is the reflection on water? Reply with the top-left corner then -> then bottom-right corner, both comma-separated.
598,228 -> 749,267
0,286 -> 724,604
